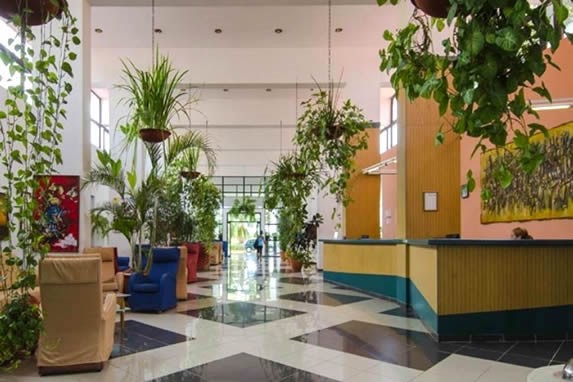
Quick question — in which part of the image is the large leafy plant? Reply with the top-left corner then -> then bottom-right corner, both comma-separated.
228,197 -> 257,221
0,5 -> 80,370
188,176 -> 221,246
295,88 -> 369,211
378,0 -> 573,193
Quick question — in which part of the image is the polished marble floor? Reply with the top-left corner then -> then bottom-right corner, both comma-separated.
1,252 -> 569,381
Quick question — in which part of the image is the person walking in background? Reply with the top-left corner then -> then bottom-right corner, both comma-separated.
255,231 -> 264,260
511,227 -> 533,239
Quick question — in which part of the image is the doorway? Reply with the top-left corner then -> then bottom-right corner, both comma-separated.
227,212 -> 261,256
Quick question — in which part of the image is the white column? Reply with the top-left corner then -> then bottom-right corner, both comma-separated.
57,0 -> 91,250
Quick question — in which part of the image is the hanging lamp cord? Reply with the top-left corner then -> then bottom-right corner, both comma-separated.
151,0 -> 156,63
328,0 -> 332,84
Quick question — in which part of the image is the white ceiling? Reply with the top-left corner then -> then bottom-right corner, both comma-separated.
90,3 -> 411,49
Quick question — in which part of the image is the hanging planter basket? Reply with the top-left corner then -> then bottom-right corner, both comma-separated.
410,0 -> 449,18
139,128 -> 171,143
180,171 -> 201,180
0,0 -> 67,26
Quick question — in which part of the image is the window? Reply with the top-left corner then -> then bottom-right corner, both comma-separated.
90,90 -> 110,151
0,19 -> 20,89
380,95 -> 398,154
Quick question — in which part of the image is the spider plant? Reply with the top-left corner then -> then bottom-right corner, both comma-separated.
116,51 -> 194,156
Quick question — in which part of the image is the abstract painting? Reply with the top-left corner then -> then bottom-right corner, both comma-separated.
36,175 -> 80,252
481,121 -> 573,223
0,193 -> 8,241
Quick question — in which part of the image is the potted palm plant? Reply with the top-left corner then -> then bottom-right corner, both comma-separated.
117,52 -> 193,145
378,0 -> 573,191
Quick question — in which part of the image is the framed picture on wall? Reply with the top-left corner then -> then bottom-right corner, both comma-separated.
35,175 -> 80,252
423,192 -> 438,212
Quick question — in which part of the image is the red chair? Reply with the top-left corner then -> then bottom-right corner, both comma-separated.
184,242 -> 199,283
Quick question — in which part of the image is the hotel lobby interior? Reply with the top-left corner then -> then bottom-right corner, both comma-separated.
0,0 -> 572,381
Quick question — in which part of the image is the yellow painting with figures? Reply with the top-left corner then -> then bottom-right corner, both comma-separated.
481,121 -> 573,223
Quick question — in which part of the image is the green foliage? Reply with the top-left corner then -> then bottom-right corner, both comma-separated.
379,0 -> 573,191
0,4 -> 79,369
295,88 -> 369,209
188,176 -> 221,246
0,295 -> 42,370
228,197 -> 257,221
116,51 -> 195,161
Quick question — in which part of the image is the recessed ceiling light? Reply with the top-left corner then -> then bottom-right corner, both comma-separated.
274,28 -> 283,34
266,88 -> 272,92
94,28 -> 103,33
335,27 -> 343,33
154,28 -> 163,34
215,28 -> 222,34
223,88 -> 229,92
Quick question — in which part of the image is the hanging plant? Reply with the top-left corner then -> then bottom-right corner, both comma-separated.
378,0 -> 573,193
295,87 -> 370,209
229,197 -> 257,221
117,52 -> 193,146
0,0 -> 67,26
0,3 -> 80,370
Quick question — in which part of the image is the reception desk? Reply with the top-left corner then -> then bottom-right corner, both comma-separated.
322,239 -> 573,340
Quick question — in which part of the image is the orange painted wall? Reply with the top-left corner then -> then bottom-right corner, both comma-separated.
461,40 -> 573,239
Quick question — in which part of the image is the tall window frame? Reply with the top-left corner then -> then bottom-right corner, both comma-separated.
90,90 -> 110,152
380,95 -> 398,154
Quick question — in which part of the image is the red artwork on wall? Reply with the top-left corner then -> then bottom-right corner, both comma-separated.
36,175 -> 80,252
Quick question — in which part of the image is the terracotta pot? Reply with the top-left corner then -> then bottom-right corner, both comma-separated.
290,259 -> 303,273
196,242 -> 210,271
139,128 -> 171,143
410,0 -> 449,18
280,251 -> 288,262
180,171 -> 201,180
0,0 -> 67,26
184,242 -> 199,282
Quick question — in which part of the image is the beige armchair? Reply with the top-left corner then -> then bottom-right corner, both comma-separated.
177,246 -> 188,301
83,247 -> 124,293
37,256 -> 116,375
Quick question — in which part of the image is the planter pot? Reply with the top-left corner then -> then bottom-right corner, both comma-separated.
197,242 -> 210,271
0,0 -> 67,26
184,242 -> 199,283
290,259 -> 303,273
411,0 -> 449,18
180,171 -> 201,180
139,128 -> 171,143
280,251 -> 288,262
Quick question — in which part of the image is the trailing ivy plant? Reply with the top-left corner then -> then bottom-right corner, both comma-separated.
378,0 -> 573,195
295,88 -> 369,215
0,6 -> 80,370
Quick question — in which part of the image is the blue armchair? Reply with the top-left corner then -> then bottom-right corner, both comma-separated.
117,256 -> 130,272
127,247 -> 179,312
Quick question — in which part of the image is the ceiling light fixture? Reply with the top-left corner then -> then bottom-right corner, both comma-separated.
266,88 -> 272,92
94,28 -> 103,33
274,28 -> 283,34
154,28 -> 162,33
215,28 -> 222,34
223,88 -> 229,92
335,27 -> 343,32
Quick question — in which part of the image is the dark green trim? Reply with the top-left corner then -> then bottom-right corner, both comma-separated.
324,271 -> 407,303
439,305 -> 573,337
408,280 -> 438,333
321,239 -> 403,246
324,271 -> 438,334
406,239 -> 573,247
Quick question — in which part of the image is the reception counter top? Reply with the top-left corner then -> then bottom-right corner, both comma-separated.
322,239 -> 573,341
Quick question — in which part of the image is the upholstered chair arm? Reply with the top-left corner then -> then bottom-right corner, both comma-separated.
159,272 -> 177,301
115,272 -> 124,293
100,292 -> 116,360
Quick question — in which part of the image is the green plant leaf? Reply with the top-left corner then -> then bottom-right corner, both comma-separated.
495,28 -> 521,51
466,170 -> 476,192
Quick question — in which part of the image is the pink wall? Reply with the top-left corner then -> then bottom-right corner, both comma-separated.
461,40 -> 573,239
380,147 -> 398,238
